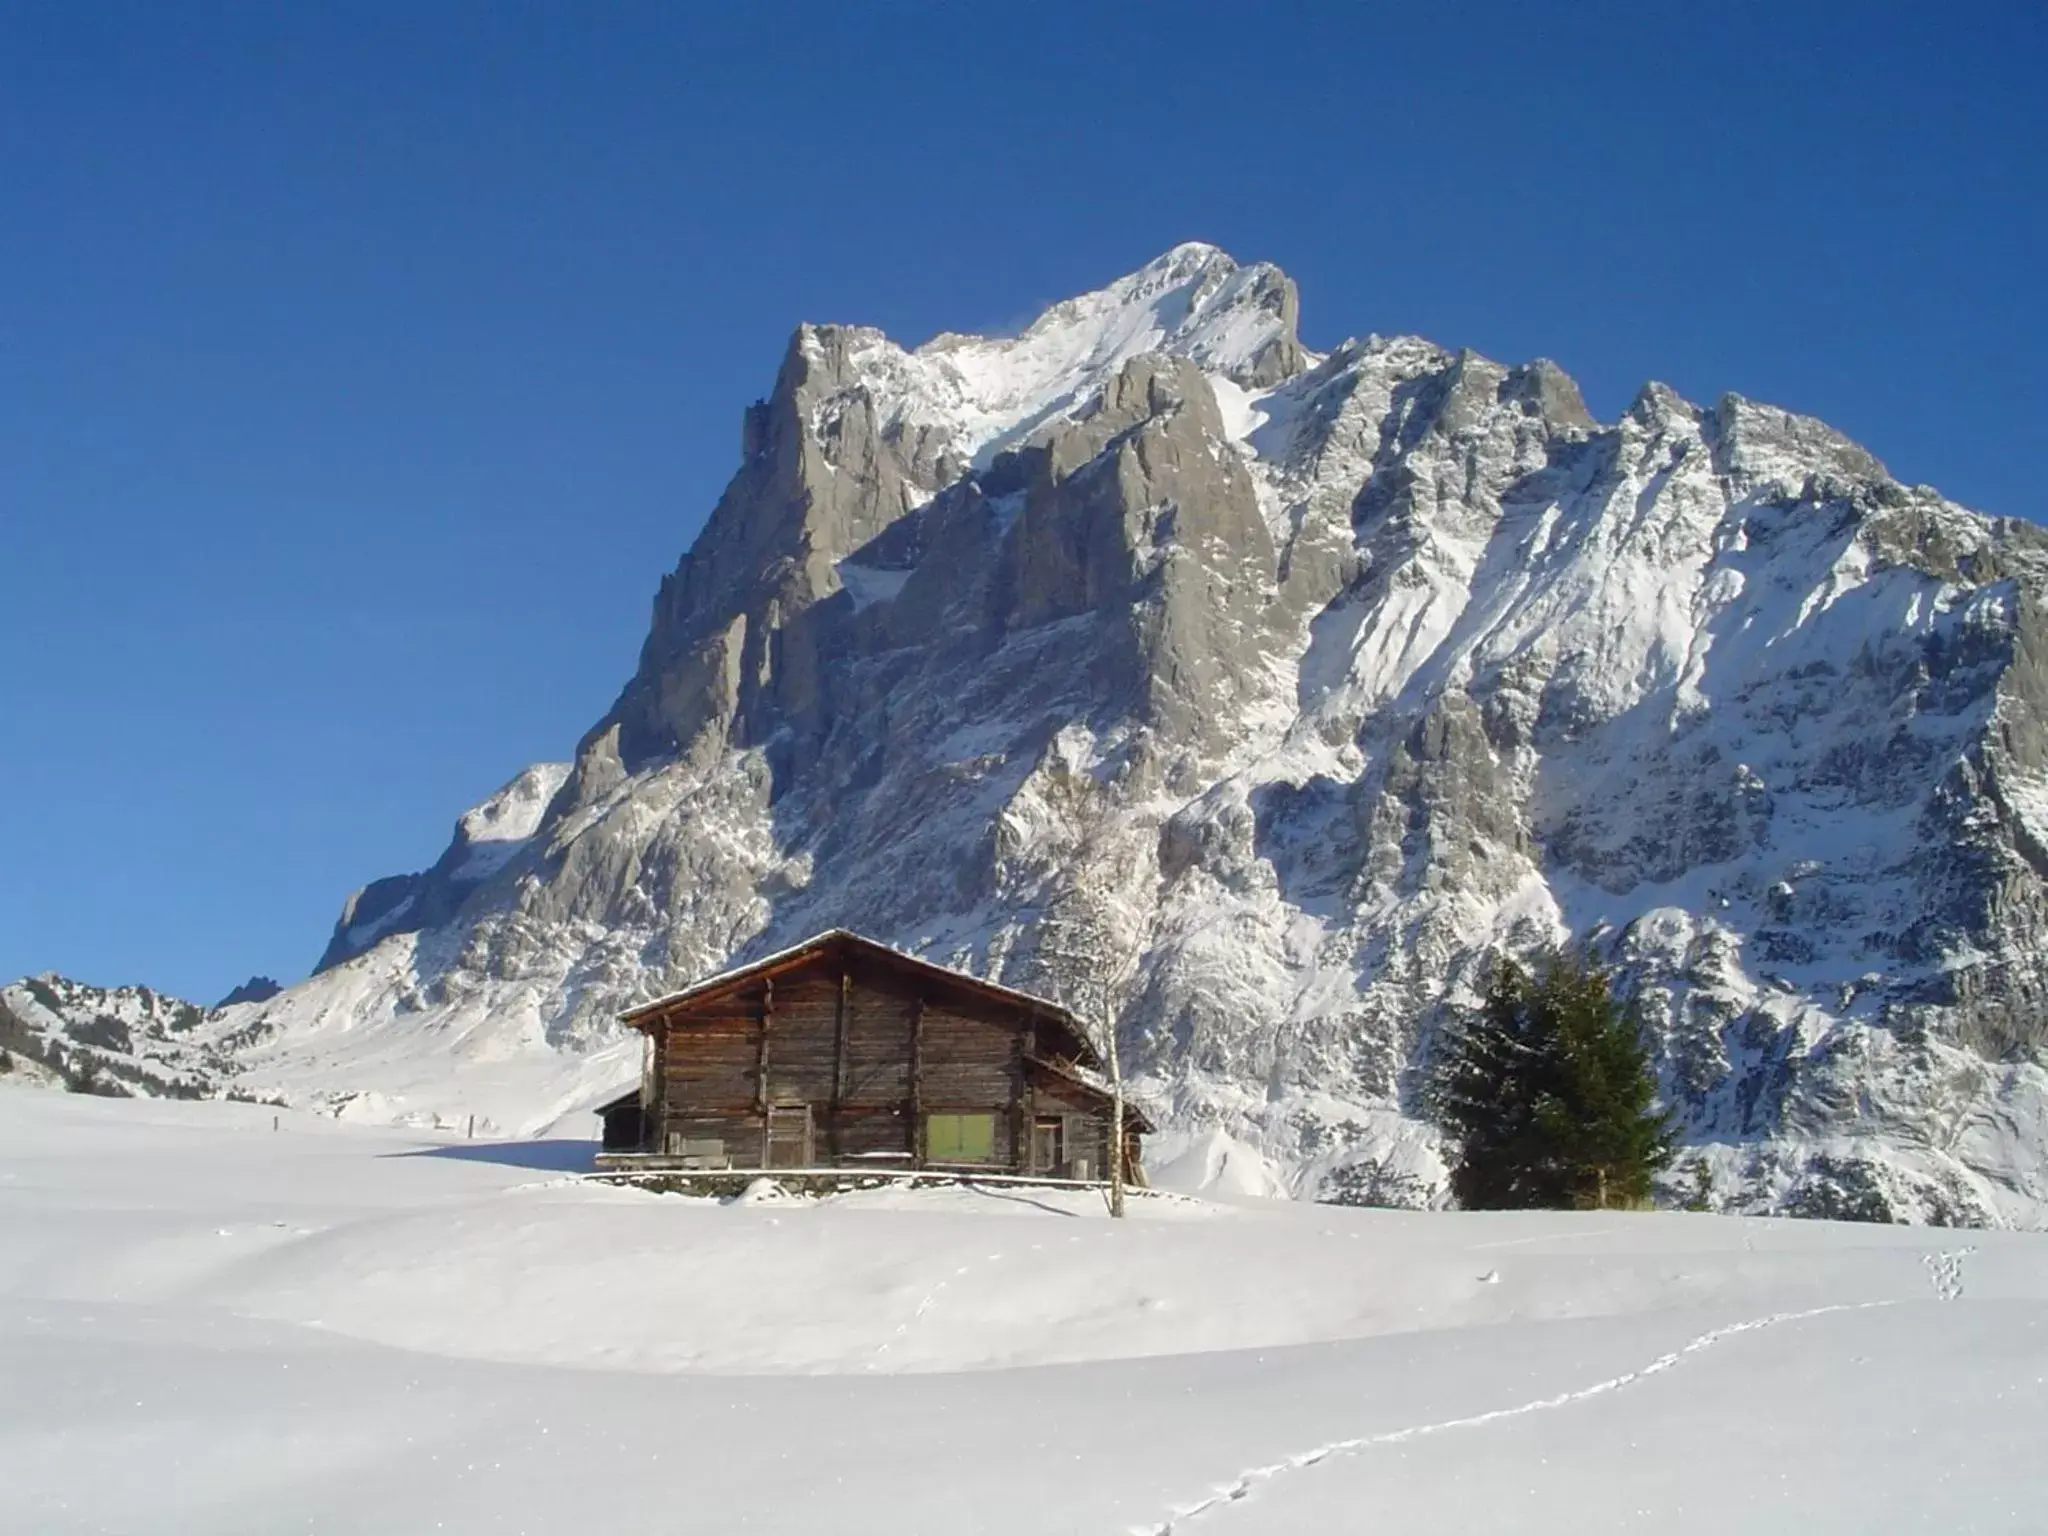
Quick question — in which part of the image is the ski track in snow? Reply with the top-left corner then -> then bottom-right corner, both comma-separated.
1130,1300 -> 1904,1535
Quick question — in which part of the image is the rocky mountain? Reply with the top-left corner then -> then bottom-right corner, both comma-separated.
20,243 -> 2048,1225
0,974 -> 231,1097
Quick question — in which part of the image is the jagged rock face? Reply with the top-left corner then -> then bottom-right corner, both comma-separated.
43,242 -> 2048,1225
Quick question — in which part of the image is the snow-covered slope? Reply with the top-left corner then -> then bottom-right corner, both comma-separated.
20,242 -> 2048,1224
4,1094 -> 2045,1533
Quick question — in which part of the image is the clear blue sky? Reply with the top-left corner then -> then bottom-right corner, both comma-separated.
4,3 -> 2042,1003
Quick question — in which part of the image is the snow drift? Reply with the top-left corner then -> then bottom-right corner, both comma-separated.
4,1093 -> 2045,1533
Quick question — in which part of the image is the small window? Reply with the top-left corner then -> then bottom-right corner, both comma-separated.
926,1112 -> 996,1164
665,1133 -> 728,1168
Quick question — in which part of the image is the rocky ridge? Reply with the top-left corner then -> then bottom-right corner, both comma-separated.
19,243 -> 2048,1224
0,975 -> 233,1097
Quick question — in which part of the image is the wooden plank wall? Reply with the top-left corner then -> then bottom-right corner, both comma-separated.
916,1000 -> 1021,1168
1031,1069 -> 1113,1179
661,1014 -> 757,1104
841,972 -> 917,1158
654,958 -> 1034,1170
655,1008 -> 759,1162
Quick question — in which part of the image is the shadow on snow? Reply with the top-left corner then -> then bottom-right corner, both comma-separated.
391,1138 -> 599,1173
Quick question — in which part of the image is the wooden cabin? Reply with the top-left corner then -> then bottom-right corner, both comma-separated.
604,929 -> 1146,1182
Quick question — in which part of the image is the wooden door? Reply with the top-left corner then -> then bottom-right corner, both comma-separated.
766,1105 -> 813,1168
1031,1116 -> 1065,1174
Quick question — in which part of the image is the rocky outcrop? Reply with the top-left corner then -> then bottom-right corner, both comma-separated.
215,976 -> 283,1009
42,243 -> 2048,1225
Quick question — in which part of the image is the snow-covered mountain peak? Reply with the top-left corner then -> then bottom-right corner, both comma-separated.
454,763 -> 572,869
818,242 -> 1309,476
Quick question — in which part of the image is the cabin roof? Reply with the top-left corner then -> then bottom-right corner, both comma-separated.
593,1087 -> 642,1115
619,928 -> 1104,1069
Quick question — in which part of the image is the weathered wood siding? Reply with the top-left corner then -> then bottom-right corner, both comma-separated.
659,1112 -> 761,1162
652,956 -> 1034,1170
917,1001 -> 1021,1168
1030,1066 -> 1113,1179
660,1014 -> 756,1106
840,971 -> 917,1158
754,974 -> 839,1107
842,977 -> 914,1104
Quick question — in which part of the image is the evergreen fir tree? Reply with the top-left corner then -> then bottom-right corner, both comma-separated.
1430,952 -> 1675,1210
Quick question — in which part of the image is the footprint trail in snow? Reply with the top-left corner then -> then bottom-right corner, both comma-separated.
1131,1300 -> 1902,1535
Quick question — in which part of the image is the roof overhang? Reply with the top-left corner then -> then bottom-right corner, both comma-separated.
1025,1054 -> 1154,1133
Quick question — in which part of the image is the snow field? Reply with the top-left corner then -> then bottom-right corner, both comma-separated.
3,1093 -> 2046,1533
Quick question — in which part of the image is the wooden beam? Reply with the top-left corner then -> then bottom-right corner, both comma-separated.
756,978 -> 774,1167
1106,1007 -> 1126,1219
907,994 -> 925,1165
646,1023 -> 667,1153
1022,1072 -> 1039,1174
1010,1030 -> 1028,1174
830,966 -> 850,1163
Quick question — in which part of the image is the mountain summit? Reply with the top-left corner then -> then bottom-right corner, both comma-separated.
26,246 -> 2048,1223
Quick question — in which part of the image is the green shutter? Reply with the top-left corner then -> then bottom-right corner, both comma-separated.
926,1113 -> 996,1163
958,1113 -> 993,1162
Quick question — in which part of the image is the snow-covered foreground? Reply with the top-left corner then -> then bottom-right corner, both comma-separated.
4,1093 -> 2046,1533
